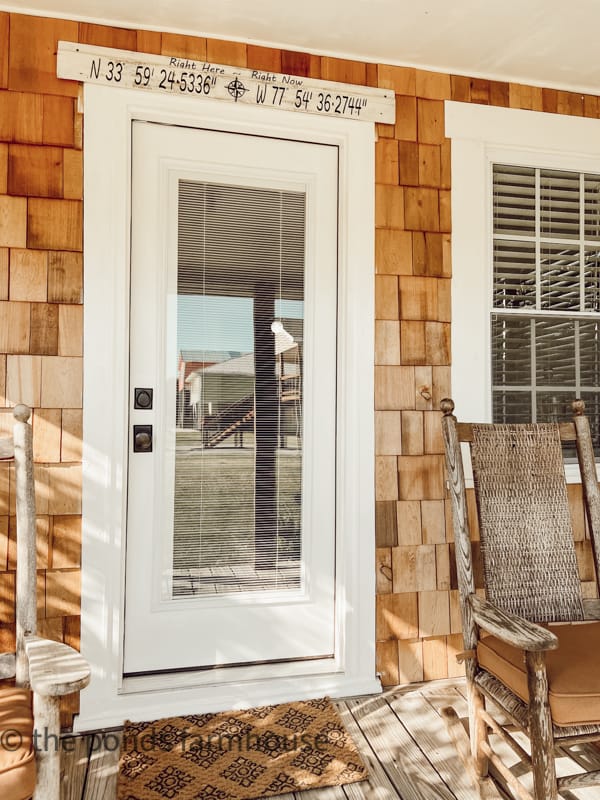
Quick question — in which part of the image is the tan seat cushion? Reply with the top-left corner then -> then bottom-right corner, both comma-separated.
478,620 -> 600,727
0,687 -> 36,800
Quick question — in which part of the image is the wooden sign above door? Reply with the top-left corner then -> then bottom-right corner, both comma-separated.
57,41 -> 396,124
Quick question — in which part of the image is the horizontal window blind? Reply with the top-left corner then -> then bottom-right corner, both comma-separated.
491,163 -> 600,450
172,179 -> 306,597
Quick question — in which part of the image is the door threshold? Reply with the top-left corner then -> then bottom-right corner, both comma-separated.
120,655 -> 341,694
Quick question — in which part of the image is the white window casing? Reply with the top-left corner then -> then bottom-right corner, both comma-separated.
446,101 -> 600,481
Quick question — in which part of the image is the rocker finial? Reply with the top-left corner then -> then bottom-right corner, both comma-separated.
440,398 -> 455,416
13,404 -> 31,423
572,399 -> 585,416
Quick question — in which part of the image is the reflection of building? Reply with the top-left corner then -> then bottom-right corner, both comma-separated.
184,319 -> 303,447
176,349 -> 242,427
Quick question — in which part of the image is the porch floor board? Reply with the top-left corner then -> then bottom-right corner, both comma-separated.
60,678 -> 600,800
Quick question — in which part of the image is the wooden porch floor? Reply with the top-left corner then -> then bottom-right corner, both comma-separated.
61,678 -> 600,800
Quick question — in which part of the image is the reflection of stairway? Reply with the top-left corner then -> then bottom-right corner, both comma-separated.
204,394 -> 255,448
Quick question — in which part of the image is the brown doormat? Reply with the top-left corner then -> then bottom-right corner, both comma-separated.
117,696 -> 368,800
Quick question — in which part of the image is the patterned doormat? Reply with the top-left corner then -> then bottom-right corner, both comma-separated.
117,697 -> 368,800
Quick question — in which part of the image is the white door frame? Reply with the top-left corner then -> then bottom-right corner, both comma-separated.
78,83 -> 379,731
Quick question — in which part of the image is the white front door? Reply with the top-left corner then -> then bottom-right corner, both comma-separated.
123,120 -> 338,675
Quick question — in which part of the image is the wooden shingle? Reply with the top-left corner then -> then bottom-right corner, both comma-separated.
246,46 -> 282,73
0,92 -> 44,144
376,639 -> 399,686
280,51 -> 320,79
375,275 -> 399,320
451,75 -> 471,102
415,71 -> 451,100
375,184 -> 404,229
0,301 -> 30,353
136,30 -> 162,54
400,410 -> 423,455
61,408 -> 82,462
78,22 -> 137,50
470,78 -> 490,105
57,304 -> 82,357
489,80 -> 510,107
0,196 -> 27,248
45,568 -> 81,618
424,409 -> 444,454
392,544 -> 436,592
376,229 -> 412,274
48,251 -> 82,303
33,407 -> 61,462
397,454 -> 445,500
206,39 -> 247,67
6,354 -> 41,407
321,57 -> 366,86
375,410 -> 402,456
417,98 -> 445,144
40,355 -> 82,408
397,500 -> 422,545
47,463 -> 81,515
375,365 -> 416,410
398,141 -> 419,186
376,455 -> 399,501
418,144 -> 441,188
418,590 -> 450,637
27,198 -> 82,251
42,96 -> 75,148
0,248 -> 8,300
51,516 -> 81,569
0,143 -> 6,193
375,501 -> 399,547
400,320 -> 426,364
398,639 -> 423,683
63,149 -> 82,200
376,591 -> 418,639
395,95 -> 417,141
422,636 -> 449,680
0,13 -> 7,89
378,64 -> 416,95
375,139 -> 399,185
161,33 -> 207,61
30,303 -> 59,355
404,187 -> 440,232
412,232 -> 436,276
399,276 -> 438,320
9,248 -> 47,302
414,366 -> 433,411
8,14 -> 79,97
421,499 -> 446,544
375,320 -> 401,365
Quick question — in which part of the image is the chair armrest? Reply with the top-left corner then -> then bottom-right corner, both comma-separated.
583,598 -> 600,620
0,652 -> 15,679
469,595 -> 558,652
24,635 -> 91,696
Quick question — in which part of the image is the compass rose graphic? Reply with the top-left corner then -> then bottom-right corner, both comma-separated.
226,77 -> 249,102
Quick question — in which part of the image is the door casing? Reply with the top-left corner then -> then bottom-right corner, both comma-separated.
78,83 -> 378,731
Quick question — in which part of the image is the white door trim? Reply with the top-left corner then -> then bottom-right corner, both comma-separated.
79,83 -> 379,731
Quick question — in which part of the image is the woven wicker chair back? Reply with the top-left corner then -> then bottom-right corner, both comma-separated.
471,422 -> 584,623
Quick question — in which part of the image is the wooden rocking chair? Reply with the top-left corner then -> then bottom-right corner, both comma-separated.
0,405 -> 90,800
441,397 -> 600,800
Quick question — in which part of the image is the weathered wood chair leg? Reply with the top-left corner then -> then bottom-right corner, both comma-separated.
466,662 -> 489,778
32,693 -> 61,800
526,651 -> 557,800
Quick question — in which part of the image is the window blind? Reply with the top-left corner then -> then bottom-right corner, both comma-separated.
172,179 -> 306,597
491,163 -> 600,449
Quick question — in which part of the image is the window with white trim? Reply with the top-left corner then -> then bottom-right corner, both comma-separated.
446,102 -> 600,465
492,164 -> 600,447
